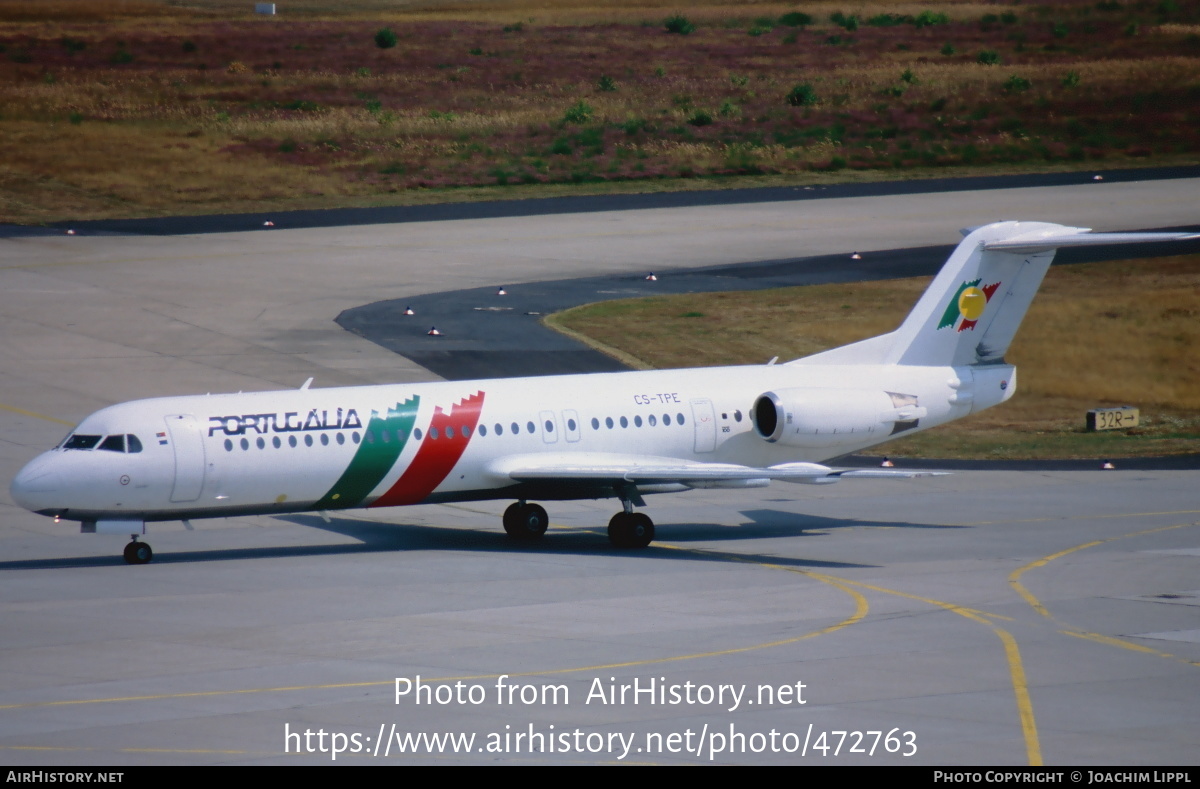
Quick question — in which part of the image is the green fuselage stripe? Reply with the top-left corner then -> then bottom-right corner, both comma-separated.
313,396 -> 419,509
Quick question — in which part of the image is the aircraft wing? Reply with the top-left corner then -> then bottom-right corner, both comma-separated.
486,453 -> 947,488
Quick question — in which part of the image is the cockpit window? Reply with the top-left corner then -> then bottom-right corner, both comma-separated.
63,434 -> 102,450
61,433 -> 144,452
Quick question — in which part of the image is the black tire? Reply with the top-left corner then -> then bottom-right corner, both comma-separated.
502,502 -> 523,537
503,502 -> 548,540
627,512 -> 654,548
608,512 -> 655,549
124,541 -> 153,564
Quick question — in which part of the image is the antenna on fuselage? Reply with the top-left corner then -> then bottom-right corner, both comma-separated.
300,377 -> 314,390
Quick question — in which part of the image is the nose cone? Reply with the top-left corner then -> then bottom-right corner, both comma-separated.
10,453 -> 62,514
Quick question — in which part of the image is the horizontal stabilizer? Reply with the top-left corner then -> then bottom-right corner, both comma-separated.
983,229 -> 1199,254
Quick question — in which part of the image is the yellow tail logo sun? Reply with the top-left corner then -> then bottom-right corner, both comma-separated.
938,279 -> 1001,332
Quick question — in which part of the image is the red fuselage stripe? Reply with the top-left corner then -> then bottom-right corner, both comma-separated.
369,392 -> 485,507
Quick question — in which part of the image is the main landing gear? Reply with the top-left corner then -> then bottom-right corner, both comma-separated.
501,499 -> 655,549
607,511 -> 654,549
123,536 -> 153,565
502,501 -> 549,541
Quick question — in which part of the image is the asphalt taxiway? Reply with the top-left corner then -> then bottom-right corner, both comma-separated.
1,174 -> 1197,764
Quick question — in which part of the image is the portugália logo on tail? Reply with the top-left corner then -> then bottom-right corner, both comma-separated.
938,279 -> 1000,332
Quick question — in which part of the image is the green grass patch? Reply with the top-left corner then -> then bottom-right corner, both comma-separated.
664,14 -> 694,35
374,27 -> 397,49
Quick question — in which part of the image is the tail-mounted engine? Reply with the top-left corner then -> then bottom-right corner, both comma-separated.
752,388 -> 927,449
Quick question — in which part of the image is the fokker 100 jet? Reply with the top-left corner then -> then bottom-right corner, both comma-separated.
10,221 -> 1195,563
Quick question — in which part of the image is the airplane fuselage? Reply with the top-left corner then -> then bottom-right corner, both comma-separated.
12,361 -> 1005,524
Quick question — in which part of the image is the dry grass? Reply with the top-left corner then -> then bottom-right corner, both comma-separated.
0,1 -> 192,23
1,0 -> 1197,223
1016,257 -> 1200,410
553,255 -> 1200,458
0,0 -> 986,28
0,121 -> 353,222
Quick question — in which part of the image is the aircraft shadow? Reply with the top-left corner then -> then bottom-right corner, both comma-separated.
283,512 -> 882,571
0,510 -> 958,571
666,509 -> 966,543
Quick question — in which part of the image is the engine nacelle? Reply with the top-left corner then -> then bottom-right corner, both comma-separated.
752,388 -> 903,449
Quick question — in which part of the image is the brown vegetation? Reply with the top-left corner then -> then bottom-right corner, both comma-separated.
1,0 -> 1198,223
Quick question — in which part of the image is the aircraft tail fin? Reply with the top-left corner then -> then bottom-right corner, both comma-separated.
796,221 -> 1197,368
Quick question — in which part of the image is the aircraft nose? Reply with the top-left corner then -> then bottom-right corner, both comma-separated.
10,454 -> 62,513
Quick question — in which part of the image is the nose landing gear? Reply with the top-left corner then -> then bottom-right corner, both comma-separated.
123,537 -> 153,564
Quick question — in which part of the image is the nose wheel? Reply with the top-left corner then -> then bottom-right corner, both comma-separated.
123,538 -> 153,565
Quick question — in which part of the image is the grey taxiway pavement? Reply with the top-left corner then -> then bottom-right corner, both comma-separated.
1,176 -> 1197,765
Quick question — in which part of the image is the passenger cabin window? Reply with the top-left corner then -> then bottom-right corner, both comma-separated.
63,434 -> 102,450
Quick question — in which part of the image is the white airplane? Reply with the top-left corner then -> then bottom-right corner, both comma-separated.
10,221 -> 1195,563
